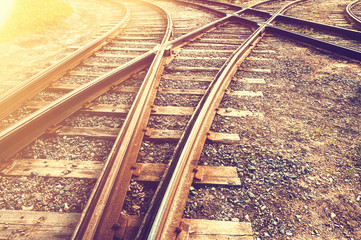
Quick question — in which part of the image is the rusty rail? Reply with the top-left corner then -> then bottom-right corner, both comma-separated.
346,0 -> 361,29
0,0 -> 130,122
71,1 -> 173,239
194,0 -> 243,11
171,0 -> 228,17
0,0 -> 360,238
0,0 -> 177,162
234,0 -> 361,61
135,1 -> 311,239
0,51 -> 155,163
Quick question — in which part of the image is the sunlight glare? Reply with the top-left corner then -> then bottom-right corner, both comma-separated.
0,0 -> 16,29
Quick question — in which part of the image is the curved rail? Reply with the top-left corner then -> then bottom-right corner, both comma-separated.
251,0 -> 286,8
177,0 -> 361,62
195,0 -> 243,10
273,15 -> 361,40
0,0 -> 129,122
0,0 -> 175,162
0,0 -> 360,238
250,0 -> 302,13
0,0 -> 181,163
171,0 -> 228,17
239,0 -> 361,61
187,0 -> 242,13
135,0 -> 316,239
0,50 -> 155,162
346,0 -> 361,29
71,0 -> 173,238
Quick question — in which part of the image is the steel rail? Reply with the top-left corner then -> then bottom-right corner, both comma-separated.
233,1 -> 361,61
274,15 -> 361,40
72,1 -> 247,237
265,1 -> 361,61
139,20 -> 264,240
0,0 -> 130,122
0,0 -> 179,163
232,0 -> 302,24
175,0 -> 261,28
346,0 -> 361,29
250,0 -> 292,9
170,0 -> 228,17
266,25 -> 361,61
238,8 -> 273,21
0,0 -> 357,238
167,0 -> 260,50
136,1 -> 307,239
188,0 -> 243,12
170,16 -> 232,48
0,51 -> 155,163
240,8 -> 272,17
71,0 -> 173,239
264,0 -> 308,22
234,0 -> 308,17
0,0 -> 176,162
0,0 -> 229,167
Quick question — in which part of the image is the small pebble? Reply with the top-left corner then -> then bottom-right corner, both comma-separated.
248,191 -> 256,198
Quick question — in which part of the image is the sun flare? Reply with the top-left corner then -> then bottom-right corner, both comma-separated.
0,0 -> 16,29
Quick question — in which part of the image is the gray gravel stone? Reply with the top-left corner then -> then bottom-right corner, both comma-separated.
248,191 -> 256,198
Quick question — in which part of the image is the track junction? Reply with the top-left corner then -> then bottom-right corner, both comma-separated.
0,0 -> 360,239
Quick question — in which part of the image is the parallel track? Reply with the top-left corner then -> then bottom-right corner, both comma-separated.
0,0 -> 166,130
0,0 -> 128,124
0,0 -> 361,239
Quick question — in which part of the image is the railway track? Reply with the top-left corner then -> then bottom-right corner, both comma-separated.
0,1 -> 121,96
252,0 -> 301,13
0,0 -> 167,129
0,0 -> 361,239
284,0 -> 355,29
186,0 -> 243,14
346,0 -> 361,29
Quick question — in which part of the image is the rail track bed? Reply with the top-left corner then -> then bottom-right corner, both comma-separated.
285,0 -> 356,29
187,34 -> 361,239
0,0 -> 167,130
253,0 -> 298,13
0,0 -> 361,239
0,1 -> 123,96
350,1 -> 361,21
273,20 -> 361,50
